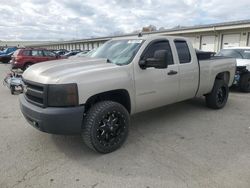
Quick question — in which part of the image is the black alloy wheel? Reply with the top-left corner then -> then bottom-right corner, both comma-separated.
216,87 -> 227,105
96,111 -> 126,147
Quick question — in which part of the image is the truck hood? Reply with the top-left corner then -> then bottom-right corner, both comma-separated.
236,59 -> 250,71
22,57 -> 119,84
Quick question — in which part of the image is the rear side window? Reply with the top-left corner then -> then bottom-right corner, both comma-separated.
174,41 -> 191,64
142,41 -> 174,65
22,50 -> 31,56
32,50 -> 43,56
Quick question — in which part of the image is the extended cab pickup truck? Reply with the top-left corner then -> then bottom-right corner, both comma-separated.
20,36 -> 236,153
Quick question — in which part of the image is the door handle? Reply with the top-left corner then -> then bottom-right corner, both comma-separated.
168,70 -> 178,75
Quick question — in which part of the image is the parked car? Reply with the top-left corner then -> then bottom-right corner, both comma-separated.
11,48 -> 61,71
0,47 -> 17,56
0,51 -> 15,63
216,47 -> 250,92
68,50 -> 90,59
20,36 -> 236,153
63,50 -> 82,57
54,49 -> 69,56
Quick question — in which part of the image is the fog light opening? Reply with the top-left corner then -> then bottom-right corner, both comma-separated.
33,121 -> 40,129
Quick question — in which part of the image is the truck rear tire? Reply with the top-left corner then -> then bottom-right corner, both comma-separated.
82,101 -> 130,153
206,79 -> 229,109
239,73 -> 250,92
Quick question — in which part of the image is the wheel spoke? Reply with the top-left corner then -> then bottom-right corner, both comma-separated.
112,117 -> 118,124
96,111 -> 126,146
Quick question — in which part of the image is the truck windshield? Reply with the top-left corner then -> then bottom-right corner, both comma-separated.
217,49 -> 250,59
89,39 -> 144,65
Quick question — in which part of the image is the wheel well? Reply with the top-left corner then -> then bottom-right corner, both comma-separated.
85,89 -> 131,113
216,72 -> 230,85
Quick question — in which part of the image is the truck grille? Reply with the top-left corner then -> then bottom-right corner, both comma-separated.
24,80 -> 48,107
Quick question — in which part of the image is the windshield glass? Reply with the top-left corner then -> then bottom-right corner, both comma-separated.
216,49 -> 250,59
89,39 -> 144,65
2,48 -> 8,53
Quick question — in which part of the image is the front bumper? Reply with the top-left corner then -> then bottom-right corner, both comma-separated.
19,94 -> 85,135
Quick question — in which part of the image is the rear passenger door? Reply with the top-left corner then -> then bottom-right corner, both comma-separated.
174,40 -> 199,101
31,50 -> 48,63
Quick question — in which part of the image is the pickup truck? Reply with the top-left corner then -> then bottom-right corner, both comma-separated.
20,36 -> 236,153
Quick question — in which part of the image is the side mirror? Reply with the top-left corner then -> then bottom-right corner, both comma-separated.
139,50 -> 168,69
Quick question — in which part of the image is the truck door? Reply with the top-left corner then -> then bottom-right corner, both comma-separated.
134,40 -> 179,113
173,40 -> 199,101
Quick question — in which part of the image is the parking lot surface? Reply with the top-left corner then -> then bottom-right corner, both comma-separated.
0,63 -> 250,188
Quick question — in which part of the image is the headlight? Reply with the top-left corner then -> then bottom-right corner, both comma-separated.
48,83 -> 78,107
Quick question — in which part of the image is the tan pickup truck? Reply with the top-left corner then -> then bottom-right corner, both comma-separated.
20,36 -> 236,153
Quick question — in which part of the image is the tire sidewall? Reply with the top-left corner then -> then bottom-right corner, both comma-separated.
206,80 -> 229,109
214,81 -> 229,108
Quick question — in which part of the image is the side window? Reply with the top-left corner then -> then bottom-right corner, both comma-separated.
44,50 -> 56,57
32,50 -> 43,56
142,41 -> 174,65
22,50 -> 31,56
174,41 -> 191,64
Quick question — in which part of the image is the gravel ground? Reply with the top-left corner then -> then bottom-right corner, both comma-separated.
0,63 -> 249,188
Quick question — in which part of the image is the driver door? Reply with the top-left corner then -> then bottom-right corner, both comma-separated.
134,40 -> 179,113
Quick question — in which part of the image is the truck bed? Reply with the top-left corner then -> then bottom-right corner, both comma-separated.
196,57 -> 236,97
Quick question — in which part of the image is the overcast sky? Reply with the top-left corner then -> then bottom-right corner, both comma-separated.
0,0 -> 250,41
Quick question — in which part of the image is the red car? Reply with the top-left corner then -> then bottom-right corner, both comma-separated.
11,48 -> 61,70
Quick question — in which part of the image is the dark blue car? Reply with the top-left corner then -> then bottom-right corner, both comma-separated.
0,47 -> 17,56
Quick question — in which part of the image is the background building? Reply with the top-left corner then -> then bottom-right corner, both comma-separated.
3,20 -> 250,52
0,41 -> 50,49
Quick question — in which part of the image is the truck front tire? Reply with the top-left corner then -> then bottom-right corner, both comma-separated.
206,80 -> 229,109
239,73 -> 250,92
82,101 -> 130,153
